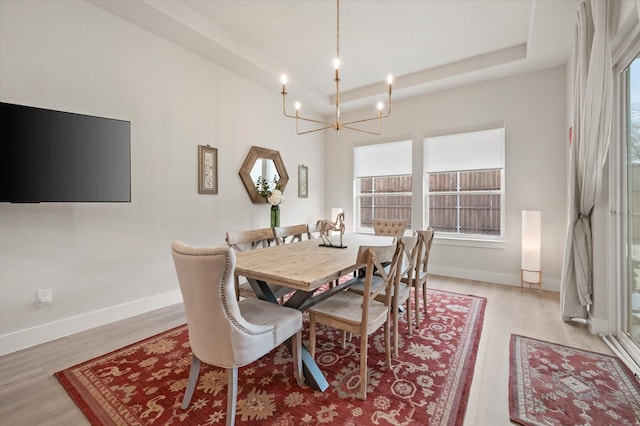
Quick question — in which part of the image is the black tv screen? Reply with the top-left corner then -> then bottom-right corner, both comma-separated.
0,102 -> 131,202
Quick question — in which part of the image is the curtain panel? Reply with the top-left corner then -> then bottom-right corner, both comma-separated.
561,0 -> 612,320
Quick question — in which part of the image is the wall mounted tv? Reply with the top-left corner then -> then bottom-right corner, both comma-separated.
0,102 -> 131,203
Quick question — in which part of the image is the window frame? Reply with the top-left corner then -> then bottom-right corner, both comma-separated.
353,141 -> 413,233
355,174 -> 413,233
425,168 -> 505,242
423,128 -> 506,243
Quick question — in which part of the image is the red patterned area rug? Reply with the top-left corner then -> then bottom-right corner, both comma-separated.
56,289 -> 485,425
509,334 -> 640,425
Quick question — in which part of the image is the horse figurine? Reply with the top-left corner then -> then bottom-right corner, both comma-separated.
316,212 -> 346,248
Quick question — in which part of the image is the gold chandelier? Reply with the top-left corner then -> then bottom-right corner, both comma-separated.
280,0 -> 392,135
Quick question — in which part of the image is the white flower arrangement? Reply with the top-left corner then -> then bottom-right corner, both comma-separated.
256,176 -> 284,206
267,189 -> 284,206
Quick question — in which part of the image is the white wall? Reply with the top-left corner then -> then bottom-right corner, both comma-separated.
325,66 -> 568,290
0,0 -> 325,355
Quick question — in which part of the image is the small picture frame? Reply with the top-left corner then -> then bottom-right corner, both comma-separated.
298,164 -> 308,198
198,145 -> 218,194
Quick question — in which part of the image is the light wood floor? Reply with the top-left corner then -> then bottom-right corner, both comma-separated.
0,275 -> 611,425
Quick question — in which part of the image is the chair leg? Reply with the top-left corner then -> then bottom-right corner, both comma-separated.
406,297 -> 413,337
359,333 -> 368,400
292,330 -> 305,387
309,314 -> 317,358
393,300 -> 400,358
422,283 -> 428,325
414,283 -> 421,328
342,331 -> 352,348
181,353 -> 201,409
226,368 -> 238,426
384,321 -> 391,368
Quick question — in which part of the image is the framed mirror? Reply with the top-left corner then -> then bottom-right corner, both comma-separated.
239,146 -> 289,203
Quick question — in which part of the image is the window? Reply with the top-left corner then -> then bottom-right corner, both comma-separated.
354,141 -> 412,231
423,128 -> 505,240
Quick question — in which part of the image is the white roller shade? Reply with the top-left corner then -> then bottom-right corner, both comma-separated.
354,140 -> 412,177
424,128 -> 504,173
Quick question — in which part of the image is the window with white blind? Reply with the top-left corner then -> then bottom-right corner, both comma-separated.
423,128 -> 505,240
354,141 -> 412,232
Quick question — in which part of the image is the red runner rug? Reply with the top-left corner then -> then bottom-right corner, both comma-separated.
56,289 -> 485,425
509,334 -> 640,425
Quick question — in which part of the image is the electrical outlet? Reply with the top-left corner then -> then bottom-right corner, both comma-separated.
37,289 -> 53,305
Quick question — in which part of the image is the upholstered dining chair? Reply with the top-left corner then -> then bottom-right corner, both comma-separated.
373,219 -> 408,239
406,228 -> 434,328
349,235 -> 418,357
273,224 -> 311,245
307,241 -> 402,400
225,228 -> 292,301
171,241 -> 304,426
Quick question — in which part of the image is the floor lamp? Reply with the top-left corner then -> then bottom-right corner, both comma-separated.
521,210 -> 542,292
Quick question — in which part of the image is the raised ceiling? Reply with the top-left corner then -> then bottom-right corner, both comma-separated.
89,0 -> 580,115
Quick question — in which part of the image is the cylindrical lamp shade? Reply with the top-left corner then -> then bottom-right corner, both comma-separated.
521,210 -> 541,284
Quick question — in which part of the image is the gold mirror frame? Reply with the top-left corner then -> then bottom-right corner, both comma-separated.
239,146 -> 289,203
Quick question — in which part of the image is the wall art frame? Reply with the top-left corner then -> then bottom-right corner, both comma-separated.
298,164 -> 308,198
198,145 -> 218,194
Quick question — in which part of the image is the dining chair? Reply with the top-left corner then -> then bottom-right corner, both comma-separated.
171,241 -> 304,426
406,228 -> 434,328
273,224 -> 311,245
226,228 -> 293,301
307,222 -> 321,239
307,241 -> 402,400
349,235 -> 418,357
373,219 -> 408,238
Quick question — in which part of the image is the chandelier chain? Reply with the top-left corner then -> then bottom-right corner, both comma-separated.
336,0 -> 340,59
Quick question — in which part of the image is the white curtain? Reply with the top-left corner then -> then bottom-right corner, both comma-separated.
561,0 -> 612,320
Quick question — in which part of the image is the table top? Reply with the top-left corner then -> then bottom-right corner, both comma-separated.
235,233 -> 394,292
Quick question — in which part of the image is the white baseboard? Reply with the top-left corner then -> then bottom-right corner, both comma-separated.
0,290 -> 183,356
429,265 -> 561,292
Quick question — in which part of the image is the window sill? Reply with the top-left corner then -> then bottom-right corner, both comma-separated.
434,235 -> 506,249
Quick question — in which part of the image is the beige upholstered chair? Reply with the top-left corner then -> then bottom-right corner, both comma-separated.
307,241 -> 402,400
373,219 -> 408,238
225,228 -> 292,300
171,241 -> 304,426
273,224 -> 311,245
406,228 -> 434,327
350,235 -> 418,357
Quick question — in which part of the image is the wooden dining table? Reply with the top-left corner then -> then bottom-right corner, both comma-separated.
234,232 -> 395,392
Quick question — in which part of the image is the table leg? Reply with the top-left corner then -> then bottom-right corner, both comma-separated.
246,278 -> 329,392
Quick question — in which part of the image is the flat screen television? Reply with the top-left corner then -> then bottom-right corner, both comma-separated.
0,102 -> 131,203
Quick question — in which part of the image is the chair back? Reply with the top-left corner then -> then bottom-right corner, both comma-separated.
225,227 -> 274,252
307,222 -> 321,239
171,241 -> 277,368
397,235 -> 418,284
373,219 -> 408,238
356,241 -> 404,323
414,228 -> 434,281
273,224 -> 311,245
